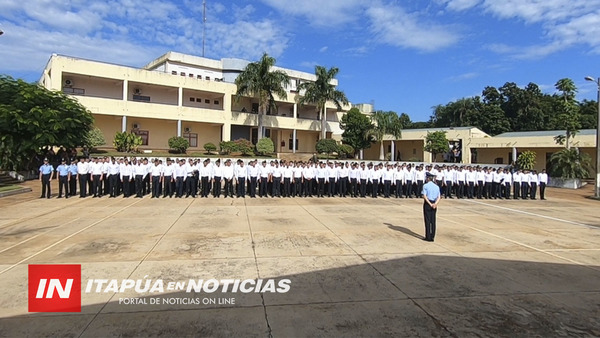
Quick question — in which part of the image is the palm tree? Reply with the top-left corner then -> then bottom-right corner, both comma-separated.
298,66 -> 349,139
235,53 -> 290,141
370,111 -> 403,160
554,78 -> 579,149
549,148 -> 592,179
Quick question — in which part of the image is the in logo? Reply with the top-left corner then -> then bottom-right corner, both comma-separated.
28,264 -> 81,312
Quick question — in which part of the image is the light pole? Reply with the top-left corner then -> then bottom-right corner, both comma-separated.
584,76 -> 600,198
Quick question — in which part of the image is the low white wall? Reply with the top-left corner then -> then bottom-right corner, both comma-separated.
548,177 -> 586,189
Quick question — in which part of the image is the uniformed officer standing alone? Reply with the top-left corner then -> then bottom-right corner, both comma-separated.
56,159 -> 70,198
39,158 -> 54,199
422,172 -> 441,242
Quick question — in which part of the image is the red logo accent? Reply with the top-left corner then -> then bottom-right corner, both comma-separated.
28,264 -> 81,312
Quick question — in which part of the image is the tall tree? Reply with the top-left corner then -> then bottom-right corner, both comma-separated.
398,112 -> 412,129
0,75 -> 94,170
235,53 -> 290,141
339,108 -> 373,158
473,95 -> 511,135
515,83 -> 545,131
554,78 -> 580,149
369,111 -> 403,160
424,131 -> 449,162
298,66 -> 349,139
579,99 -> 599,129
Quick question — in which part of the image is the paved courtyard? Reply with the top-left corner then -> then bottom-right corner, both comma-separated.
0,184 -> 599,337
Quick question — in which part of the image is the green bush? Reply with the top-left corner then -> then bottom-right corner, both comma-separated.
113,132 -> 143,153
516,150 -> 536,170
256,137 -> 274,155
234,138 -> 254,155
204,142 -> 217,154
549,148 -> 592,178
219,141 -> 237,154
338,144 -> 354,158
316,138 -> 339,159
84,127 -> 106,150
168,136 -> 189,154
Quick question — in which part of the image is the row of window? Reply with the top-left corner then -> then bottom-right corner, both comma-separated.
189,97 -> 220,105
132,130 -> 303,150
132,130 -> 199,148
171,70 -> 222,82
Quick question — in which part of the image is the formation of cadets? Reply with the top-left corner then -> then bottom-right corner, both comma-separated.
39,156 -> 549,201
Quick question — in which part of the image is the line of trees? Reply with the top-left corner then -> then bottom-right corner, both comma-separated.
0,75 -> 94,171
416,79 -> 597,136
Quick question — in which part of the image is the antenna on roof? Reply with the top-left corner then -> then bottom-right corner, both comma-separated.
202,0 -> 206,57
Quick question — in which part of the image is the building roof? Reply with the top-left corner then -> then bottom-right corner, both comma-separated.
143,51 -> 322,83
404,127 -> 477,131
403,126 -> 487,133
494,129 -> 597,138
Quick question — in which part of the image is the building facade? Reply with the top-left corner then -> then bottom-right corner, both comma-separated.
39,52 -> 351,154
39,52 -> 597,171
366,127 -> 597,173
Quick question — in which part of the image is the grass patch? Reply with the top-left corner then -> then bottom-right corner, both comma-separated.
0,184 -> 22,193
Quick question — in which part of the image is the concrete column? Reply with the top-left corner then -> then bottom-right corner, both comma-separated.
178,87 -> 183,107
423,140 -> 432,163
122,80 -> 128,101
222,123 -> 231,142
177,120 -> 182,137
122,116 -> 127,132
293,129 -> 297,153
463,145 -> 472,164
423,150 -> 432,163
293,103 -> 297,118
359,149 -> 364,160
222,93 -> 230,112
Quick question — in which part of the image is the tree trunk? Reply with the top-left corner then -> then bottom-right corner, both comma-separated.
257,104 -> 265,141
566,131 -> 570,149
379,141 -> 385,161
320,107 -> 327,140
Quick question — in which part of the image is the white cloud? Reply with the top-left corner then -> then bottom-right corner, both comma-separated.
319,46 -> 328,53
207,20 -> 289,61
447,72 -> 479,81
300,61 -> 319,69
212,2 -> 227,14
486,42 -> 565,59
259,0 -> 364,26
366,4 -> 461,52
0,1 -> 291,74
481,0 -> 600,57
0,22 -> 161,73
233,5 -> 255,20
440,0 -> 481,11
481,0 -> 598,24
343,46 -> 370,56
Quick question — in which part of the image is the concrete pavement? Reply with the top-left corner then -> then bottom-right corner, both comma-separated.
0,184 -> 599,337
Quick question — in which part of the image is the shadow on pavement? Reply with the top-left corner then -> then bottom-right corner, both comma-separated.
1,255 -> 599,337
385,223 -> 424,240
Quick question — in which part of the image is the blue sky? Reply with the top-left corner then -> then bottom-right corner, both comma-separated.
1,0 -> 599,122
